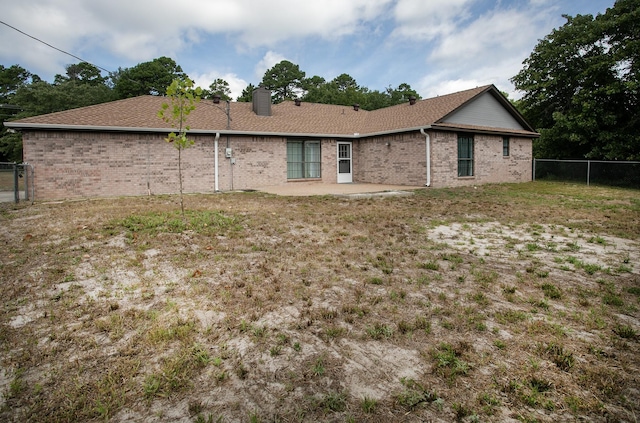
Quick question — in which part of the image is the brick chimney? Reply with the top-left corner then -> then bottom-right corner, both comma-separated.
252,85 -> 272,116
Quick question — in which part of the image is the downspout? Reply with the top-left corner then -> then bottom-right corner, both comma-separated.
420,127 -> 431,187
214,132 -> 220,192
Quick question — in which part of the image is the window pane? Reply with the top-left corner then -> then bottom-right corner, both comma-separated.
287,141 -> 303,179
306,142 -> 320,162
339,160 -> 350,174
458,135 -> 474,176
307,162 -> 320,178
287,142 -> 303,162
287,140 -> 321,179
306,142 -> 320,178
338,144 -> 350,159
288,162 -> 303,179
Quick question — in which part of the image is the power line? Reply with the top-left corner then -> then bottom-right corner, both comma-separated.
0,20 -> 112,75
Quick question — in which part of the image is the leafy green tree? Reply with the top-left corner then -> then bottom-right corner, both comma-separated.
0,65 -> 35,161
54,62 -> 108,86
1,63 -> 113,162
157,78 -> 202,216
386,83 -> 421,105
302,73 -> 420,110
301,76 -> 334,104
0,131 -> 22,162
332,73 -> 359,93
360,89 -> 390,110
237,83 -> 256,102
512,0 -> 639,160
4,76 -> 113,161
302,73 -> 363,106
0,65 -> 35,102
113,56 -> 186,98
202,78 -> 231,101
301,75 -> 326,92
12,79 -> 113,116
261,60 -> 305,103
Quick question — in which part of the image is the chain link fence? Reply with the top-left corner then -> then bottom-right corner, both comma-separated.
0,162 -> 34,203
533,159 -> 640,189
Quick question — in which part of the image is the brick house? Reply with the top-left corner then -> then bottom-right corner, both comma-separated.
5,84 -> 538,200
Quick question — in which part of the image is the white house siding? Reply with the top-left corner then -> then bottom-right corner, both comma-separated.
443,92 -> 524,130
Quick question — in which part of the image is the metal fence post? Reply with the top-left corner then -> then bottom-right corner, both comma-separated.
23,164 -> 29,201
587,160 -> 591,186
533,159 -> 536,181
13,162 -> 19,203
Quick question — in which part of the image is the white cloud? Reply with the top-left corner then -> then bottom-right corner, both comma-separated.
418,75 -> 487,99
429,9 -> 539,63
410,3 -> 560,99
0,0 -> 394,79
50,0 -> 394,54
192,71 -> 248,100
254,51 -> 288,80
392,0 -> 474,40
0,0 -> 611,103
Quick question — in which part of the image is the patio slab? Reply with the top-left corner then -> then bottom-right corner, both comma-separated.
255,182 -> 425,197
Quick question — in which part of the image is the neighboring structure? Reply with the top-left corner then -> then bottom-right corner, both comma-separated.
5,85 -> 539,200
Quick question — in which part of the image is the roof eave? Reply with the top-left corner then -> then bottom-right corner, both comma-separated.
429,124 -> 540,138
3,122 -> 366,139
5,122 -> 538,139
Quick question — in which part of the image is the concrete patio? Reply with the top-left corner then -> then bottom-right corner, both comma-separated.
255,182 -> 426,197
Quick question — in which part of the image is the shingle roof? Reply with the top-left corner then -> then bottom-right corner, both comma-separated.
5,85 -> 539,137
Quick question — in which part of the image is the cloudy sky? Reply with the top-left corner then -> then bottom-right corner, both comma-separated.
0,0 -> 613,100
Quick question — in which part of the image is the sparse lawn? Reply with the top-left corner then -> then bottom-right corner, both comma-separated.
0,170 -> 16,191
0,169 -> 28,193
0,181 -> 639,422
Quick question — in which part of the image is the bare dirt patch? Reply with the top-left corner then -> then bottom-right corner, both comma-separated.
1,182 -> 639,422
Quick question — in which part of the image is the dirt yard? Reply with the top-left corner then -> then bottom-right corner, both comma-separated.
0,182 -> 638,422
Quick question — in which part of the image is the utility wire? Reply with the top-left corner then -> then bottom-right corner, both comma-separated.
0,20 -> 152,91
0,20 -> 112,75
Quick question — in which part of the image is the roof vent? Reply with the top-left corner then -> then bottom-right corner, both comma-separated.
409,96 -> 416,105
212,94 -> 221,104
252,85 -> 272,116
353,103 -> 360,111
294,98 -> 301,106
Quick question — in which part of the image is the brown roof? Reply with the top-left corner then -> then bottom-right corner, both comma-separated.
5,85 -> 538,137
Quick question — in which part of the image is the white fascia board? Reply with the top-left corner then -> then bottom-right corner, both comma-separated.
4,122 -> 431,139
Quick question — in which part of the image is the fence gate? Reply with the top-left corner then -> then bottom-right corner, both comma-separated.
0,162 -> 34,203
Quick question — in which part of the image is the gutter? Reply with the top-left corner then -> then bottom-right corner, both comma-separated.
420,127 -> 431,187
3,122 -> 539,139
214,132 -> 220,192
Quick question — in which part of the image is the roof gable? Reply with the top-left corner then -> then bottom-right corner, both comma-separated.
441,91 -> 524,130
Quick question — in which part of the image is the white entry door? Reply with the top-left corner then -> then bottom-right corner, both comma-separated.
337,142 -> 353,183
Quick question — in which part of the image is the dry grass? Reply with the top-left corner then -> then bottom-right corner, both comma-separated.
0,170 -> 16,191
0,181 -> 639,422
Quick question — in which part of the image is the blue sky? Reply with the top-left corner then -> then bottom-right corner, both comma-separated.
0,0 -> 614,100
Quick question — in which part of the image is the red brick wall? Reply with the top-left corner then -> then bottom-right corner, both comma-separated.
429,131 -> 532,188
23,129 -> 532,200
23,131 -> 343,200
217,135 -> 285,191
355,133 -> 427,185
22,131 -> 219,200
